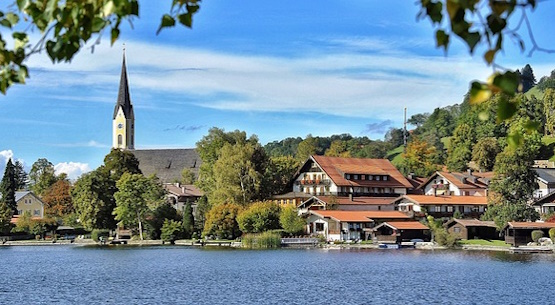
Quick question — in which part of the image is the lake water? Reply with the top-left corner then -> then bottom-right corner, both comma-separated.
1,246 -> 554,304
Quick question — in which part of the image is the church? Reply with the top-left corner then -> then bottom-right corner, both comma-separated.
112,52 -> 202,183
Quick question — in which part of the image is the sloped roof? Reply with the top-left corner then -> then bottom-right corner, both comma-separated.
533,190 -> 555,206
310,210 -> 410,222
445,218 -> 496,228
401,195 -> 488,205
419,171 -> 491,191
113,54 -> 134,120
272,192 -> 313,200
534,168 -> 555,184
374,221 -> 429,230
164,183 -> 203,197
311,155 -> 412,188
15,191 -> 43,204
504,222 -> 555,230
131,149 -> 201,183
317,196 -> 398,205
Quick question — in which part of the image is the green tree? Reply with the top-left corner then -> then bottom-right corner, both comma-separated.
13,160 -> 27,190
472,137 -> 502,172
0,200 -> 12,234
29,158 -> 57,196
446,123 -> 475,172
209,141 -> 267,206
296,135 -> 320,162
180,168 -> 196,184
279,204 -> 305,235
407,113 -> 429,128
262,156 -> 301,197
544,89 -> 555,136
194,195 -> 210,231
144,201 -> 180,240
237,201 -> 281,234
160,219 -> 183,244
113,173 -> 166,240
103,148 -> 142,182
182,201 -> 194,238
519,64 -> 536,93
202,203 -> 242,239
325,140 -> 351,157
71,169 -> 117,230
482,202 -> 539,230
0,158 -> 17,214
400,137 -> 439,177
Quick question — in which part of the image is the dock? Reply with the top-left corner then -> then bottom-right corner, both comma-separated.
509,246 -> 554,254
281,238 -> 319,246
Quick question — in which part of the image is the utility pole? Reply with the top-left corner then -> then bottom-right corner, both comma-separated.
403,107 -> 408,151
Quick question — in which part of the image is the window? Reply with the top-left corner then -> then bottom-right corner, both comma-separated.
454,227 -> 461,233
447,206 -> 453,213
315,223 -> 324,232
18,210 -> 22,215
118,134 -> 123,146
368,175 -> 373,181
353,174 -> 359,180
345,174 -> 351,179
383,175 -> 388,181
376,176 -> 381,181
434,206 -> 441,212
33,210 -> 40,216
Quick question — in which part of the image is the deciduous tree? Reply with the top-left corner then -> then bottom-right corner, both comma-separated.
42,179 -> 73,217
113,173 -> 166,240
72,169 -> 117,230
279,204 -> 305,235
237,201 -> 281,234
472,137 -> 502,172
400,137 -> 439,177
202,203 -> 242,239
29,158 -> 57,196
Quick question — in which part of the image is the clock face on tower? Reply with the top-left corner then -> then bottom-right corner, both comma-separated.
118,123 -> 123,129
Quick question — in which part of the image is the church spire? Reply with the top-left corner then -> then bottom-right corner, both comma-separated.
113,48 -> 134,120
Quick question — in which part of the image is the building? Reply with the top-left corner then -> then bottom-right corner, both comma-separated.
164,183 -> 204,213
371,221 -> 430,243
396,194 -> 488,219
15,191 -> 44,218
112,51 -> 135,150
532,168 -> 555,199
110,52 -> 202,183
297,195 -> 398,214
444,219 -> 499,240
418,171 -> 492,197
503,222 -> 555,246
306,210 -> 411,241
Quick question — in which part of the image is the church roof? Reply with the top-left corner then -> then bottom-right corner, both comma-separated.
131,149 -> 202,183
113,53 -> 134,120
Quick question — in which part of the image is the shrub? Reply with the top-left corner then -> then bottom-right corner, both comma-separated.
279,204 -> 305,235
202,203 -> 242,239
531,230 -> 544,242
91,229 -> 110,242
161,219 -> 183,244
549,228 -> 555,241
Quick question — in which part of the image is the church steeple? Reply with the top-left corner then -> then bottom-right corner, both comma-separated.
112,48 -> 135,150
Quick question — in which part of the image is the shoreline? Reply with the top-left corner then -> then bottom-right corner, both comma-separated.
0,238 -> 524,252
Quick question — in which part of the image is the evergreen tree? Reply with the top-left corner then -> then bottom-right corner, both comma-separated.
13,161 -> 27,190
0,159 -> 17,214
520,64 -> 536,93
182,201 -> 194,238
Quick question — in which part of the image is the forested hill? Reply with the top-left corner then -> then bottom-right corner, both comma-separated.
263,64 -> 555,176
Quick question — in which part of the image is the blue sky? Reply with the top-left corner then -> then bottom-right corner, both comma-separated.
1,1 -> 555,179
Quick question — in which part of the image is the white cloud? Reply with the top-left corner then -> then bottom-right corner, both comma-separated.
54,162 -> 92,180
51,140 -> 109,148
0,150 -> 14,164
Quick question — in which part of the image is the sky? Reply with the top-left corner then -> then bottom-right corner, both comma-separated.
1,1 -> 555,179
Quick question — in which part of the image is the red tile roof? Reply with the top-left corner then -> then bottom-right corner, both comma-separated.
317,196 -> 398,205
402,195 -> 488,205
420,171 -> 491,191
310,210 -> 410,222
312,155 -> 413,188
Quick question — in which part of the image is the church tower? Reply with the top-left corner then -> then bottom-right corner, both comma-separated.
112,50 -> 135,150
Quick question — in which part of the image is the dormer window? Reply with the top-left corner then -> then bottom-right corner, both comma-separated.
346,174 -> 351,179
353,174 -> 359,180
383,175 -> 388,181
368,175 -> 373,181
376,176 -> 381,181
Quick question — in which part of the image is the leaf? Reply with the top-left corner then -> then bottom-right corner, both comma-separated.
469,81 -> 491,104
524,120 -> 540,132
16,0 -> 29,10
92,17 -> 106,32
486,14 -> 506,34
435,30 -> 449,51
492,71 -> 519,94
426,2 -> 443,24
157,14 -> 175,34
17,65 -> 27,84
507,133 -> 523,148
464,32 -> 481,53
484,49 -> 496,64
111,28 -> 120,45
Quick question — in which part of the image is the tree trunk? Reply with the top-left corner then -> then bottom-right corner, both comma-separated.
137,211 -> 143,240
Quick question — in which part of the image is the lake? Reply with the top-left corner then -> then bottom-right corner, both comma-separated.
1,245 -> 554,304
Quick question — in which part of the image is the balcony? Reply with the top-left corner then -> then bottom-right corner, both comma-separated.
298,179 -> 331,186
